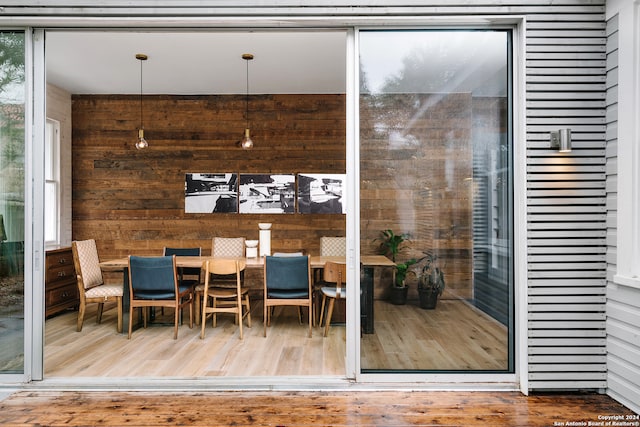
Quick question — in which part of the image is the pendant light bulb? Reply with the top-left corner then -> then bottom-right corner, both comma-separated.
241,128 -> 253,150
136,128 -> 148,150
240,53 -> 254,149
135,53 -> 148,149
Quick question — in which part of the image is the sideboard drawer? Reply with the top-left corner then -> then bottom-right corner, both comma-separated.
46,250 -> 74,270
47,282 -> 79,308
46,263 -> 76,284
45,247 -> 79,317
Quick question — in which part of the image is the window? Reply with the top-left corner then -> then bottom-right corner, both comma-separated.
0,30 -> 25,375
359,29 -> 514,372
45,118 -> 60,247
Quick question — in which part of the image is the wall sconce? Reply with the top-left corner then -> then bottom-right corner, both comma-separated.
550,129 -> 572,152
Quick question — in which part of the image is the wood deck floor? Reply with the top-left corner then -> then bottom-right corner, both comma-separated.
0,390 -> 636,426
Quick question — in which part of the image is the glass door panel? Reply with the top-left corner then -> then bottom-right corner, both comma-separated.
359,30 -> 513,372
0,31 -> 26,374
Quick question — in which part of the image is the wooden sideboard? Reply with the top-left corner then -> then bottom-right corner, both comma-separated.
45,247 -> 79,317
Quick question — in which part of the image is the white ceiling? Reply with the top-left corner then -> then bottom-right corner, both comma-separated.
46,30 -> 347,95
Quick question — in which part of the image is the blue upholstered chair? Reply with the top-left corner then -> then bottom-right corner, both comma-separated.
162,247 -> 201,289
127,255 -> 193,339
263,255 -> 312,337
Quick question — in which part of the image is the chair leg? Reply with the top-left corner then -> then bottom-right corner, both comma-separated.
96,302 -> 104,324
173,304 -> 179,340
244,294 -> 252,328
143,307 -> 148,329
237,294 -> 243,340
263,302 -> 268,337
127,305 -> 134,339
212,297 -> 218,328
200,301 -> 208,340
200,313 -> 207,339
319,295 -> 327,327
312,294 -> 317,327
76,300 -> 86,332
116,297 -> 123,333
308,302 -> 313,338
324,297 -> 336,337
194,291 -> 201,326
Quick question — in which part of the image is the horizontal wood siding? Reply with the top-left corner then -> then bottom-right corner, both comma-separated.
605,13 -> 640,413
525,3 -> 608,390
0,1 -> 608,18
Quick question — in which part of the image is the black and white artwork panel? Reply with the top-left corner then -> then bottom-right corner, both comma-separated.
297,173 -> 346,214
185,173 -> 238,213
239,174 -> 295,214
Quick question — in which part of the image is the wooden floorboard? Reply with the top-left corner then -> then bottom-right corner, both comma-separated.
0,390 -> 636,426
44,299 -> 507,377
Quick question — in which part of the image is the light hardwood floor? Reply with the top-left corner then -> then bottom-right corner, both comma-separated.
361,298 -> 508,371
44,298 -> 507,377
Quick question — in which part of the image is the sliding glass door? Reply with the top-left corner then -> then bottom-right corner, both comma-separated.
0,31 -> 26,374
358,29 -> 514,372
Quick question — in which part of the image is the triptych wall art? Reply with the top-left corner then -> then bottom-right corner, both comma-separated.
184,173 -> 346,214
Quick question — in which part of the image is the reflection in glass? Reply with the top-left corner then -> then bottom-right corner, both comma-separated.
0,31 -> 25,374
359,30 -> 513,372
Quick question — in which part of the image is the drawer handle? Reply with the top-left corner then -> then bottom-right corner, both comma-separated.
58,258 -> 67,265
57,271 -> 66,277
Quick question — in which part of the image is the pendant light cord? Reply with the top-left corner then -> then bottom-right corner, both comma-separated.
245,58 -> 250,128
139,58 -> 144,130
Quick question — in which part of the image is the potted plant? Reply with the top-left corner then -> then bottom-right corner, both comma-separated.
376,229 -> 409,263
376,229 -> 416,305
417,253 -> 445,309
389,258 -> 418,305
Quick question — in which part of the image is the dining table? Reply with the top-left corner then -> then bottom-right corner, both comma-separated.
99,254 -> 394,334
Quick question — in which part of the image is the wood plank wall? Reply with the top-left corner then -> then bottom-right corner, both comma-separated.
360,93 -> 475,301
71,94 -> 346,285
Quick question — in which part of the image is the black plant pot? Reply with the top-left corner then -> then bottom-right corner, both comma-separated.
418,288 -> 439,309
389,286 -> 409,305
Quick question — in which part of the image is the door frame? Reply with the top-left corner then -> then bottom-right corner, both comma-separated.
2,14 -> 526,390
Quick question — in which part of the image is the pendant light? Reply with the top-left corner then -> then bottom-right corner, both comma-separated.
135,53 -> 149,150
240,53 -> 254,150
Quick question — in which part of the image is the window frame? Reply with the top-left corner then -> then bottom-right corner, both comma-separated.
4,15 -> 526,390
353,23 -> 526,389
44,118 -> 60,247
